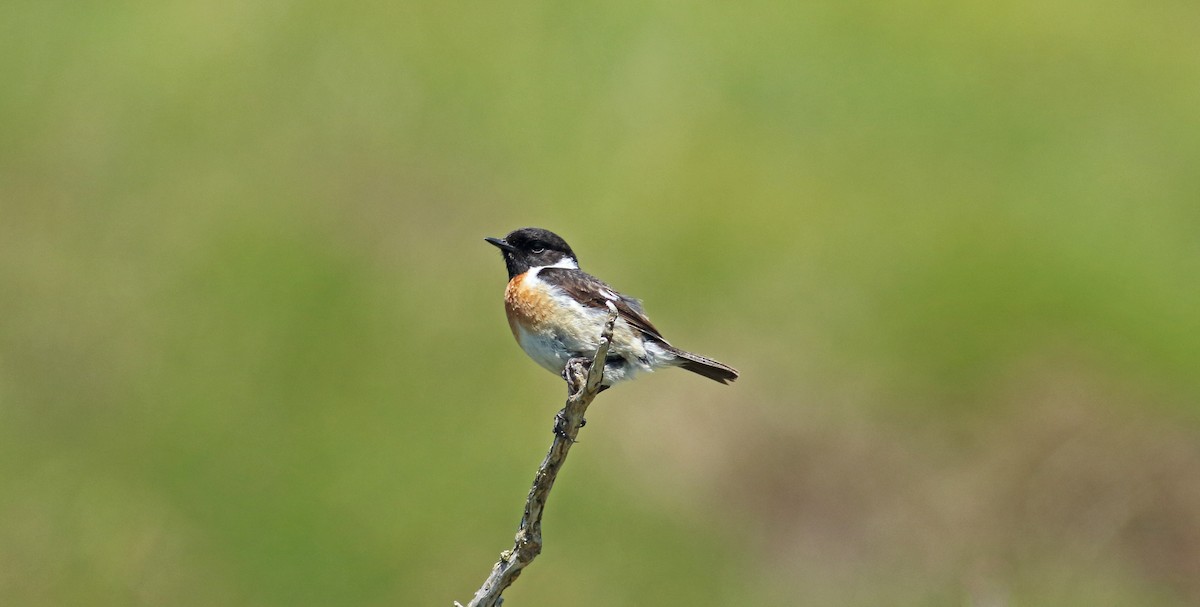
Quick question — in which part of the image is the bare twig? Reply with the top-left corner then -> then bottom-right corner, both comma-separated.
459,303 -> 619,607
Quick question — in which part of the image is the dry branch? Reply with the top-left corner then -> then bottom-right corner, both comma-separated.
458,302 -> 620,607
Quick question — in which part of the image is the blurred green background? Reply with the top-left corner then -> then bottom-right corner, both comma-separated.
3,1 -> 1200,605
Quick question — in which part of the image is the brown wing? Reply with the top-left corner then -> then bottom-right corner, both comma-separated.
539,268 -> 668,342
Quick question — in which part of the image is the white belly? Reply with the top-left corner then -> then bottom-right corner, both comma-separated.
515,295 -> 676,385
507,266 -> 678,385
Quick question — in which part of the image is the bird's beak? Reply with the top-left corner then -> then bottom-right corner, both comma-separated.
485,237 -> 516,252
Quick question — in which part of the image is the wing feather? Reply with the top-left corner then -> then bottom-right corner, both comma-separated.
539,268 -> 667,342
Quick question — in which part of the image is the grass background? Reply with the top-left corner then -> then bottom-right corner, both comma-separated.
3,1 -> 1200,605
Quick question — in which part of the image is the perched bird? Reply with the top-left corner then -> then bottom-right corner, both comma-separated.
485,227 -> 738,387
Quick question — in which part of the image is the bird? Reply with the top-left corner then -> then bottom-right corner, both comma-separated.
485,227 -> 738,387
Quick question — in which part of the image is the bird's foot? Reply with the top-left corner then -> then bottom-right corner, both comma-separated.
562,357 -> 592,378
562,357 -> 594,395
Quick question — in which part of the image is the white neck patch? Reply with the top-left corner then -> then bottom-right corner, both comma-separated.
531,257 -> 578,273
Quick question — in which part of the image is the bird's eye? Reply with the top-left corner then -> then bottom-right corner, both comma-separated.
531,246 -> 545,254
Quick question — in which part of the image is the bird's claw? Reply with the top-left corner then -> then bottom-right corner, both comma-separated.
562,357 -> 591,378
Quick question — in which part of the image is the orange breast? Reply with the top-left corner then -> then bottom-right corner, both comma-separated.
504,271 -> 555,339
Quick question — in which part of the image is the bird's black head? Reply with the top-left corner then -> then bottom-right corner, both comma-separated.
485,227 -> 578,279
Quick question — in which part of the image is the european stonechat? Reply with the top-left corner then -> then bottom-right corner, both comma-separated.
486,227 -> 738,387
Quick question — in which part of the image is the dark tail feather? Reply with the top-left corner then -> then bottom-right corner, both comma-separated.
668,347 -> 739,385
